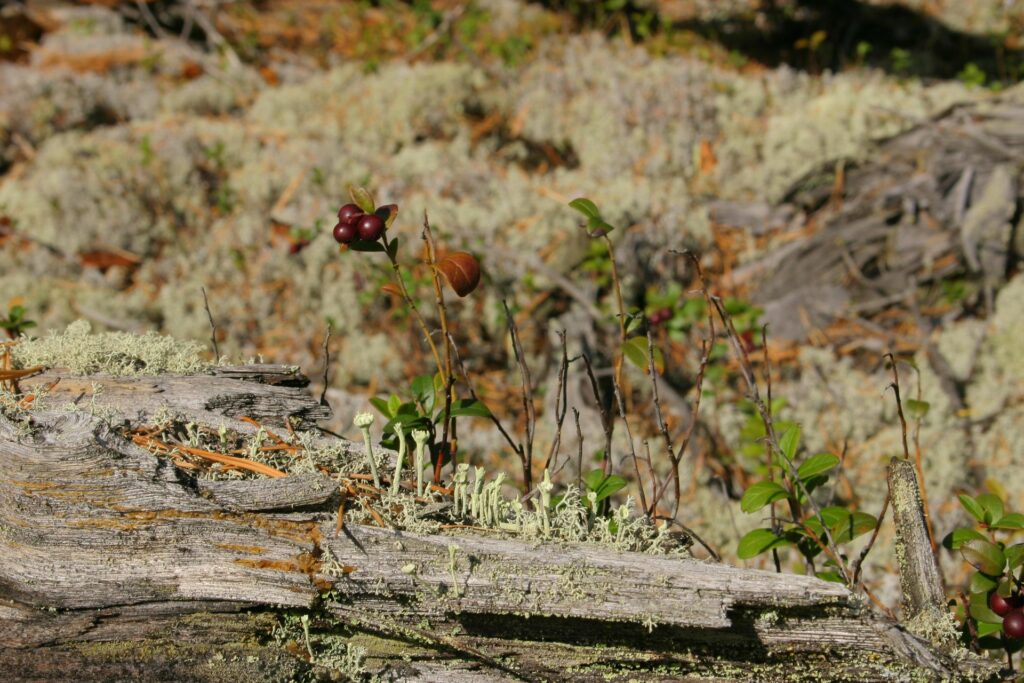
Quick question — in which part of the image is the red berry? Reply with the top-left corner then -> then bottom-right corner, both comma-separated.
356,214 -> 384,241
991,592 -> 1014,617
1004,609 -> 1024,639
333,221 -> 358,244
337,203 -> 363,225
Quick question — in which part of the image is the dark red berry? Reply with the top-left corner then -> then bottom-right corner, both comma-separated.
333,221 -> 358,244
356,214 -> 385,241
337,203 -> 363,226
991,592 -> 1014,617
1005,609 -> 1024,639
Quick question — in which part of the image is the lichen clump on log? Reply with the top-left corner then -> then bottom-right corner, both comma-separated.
11,319 -> 209,376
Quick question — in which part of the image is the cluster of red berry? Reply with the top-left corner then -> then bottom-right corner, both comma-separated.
991,592 -> 1024,638
333,203 -> 384,245
648,308 -> 673,326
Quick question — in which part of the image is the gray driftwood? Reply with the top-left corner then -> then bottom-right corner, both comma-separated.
715,90 -> 1024,342
0,366 -> 1000,681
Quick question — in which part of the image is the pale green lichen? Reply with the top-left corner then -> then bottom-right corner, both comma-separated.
11,319 -> 209,376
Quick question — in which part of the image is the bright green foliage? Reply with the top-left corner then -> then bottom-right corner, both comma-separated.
735,421 -> 875,580
945,492 -> 1024,651
0,305 -> 35,339
370,373 -> 491,470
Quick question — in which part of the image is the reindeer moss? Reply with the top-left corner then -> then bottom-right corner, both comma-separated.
11,320 -> 209,376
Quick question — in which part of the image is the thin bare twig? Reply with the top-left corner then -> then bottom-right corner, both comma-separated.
612,377 -> 648,514
573,407 -> 584,489
200,286 -> 220,360
887,354 -> 911,462
503,300 -> 535,492
853,487 -> 890,585
581,353 -> 614,478
763,324 -> 782,574
544,331 -> 570,473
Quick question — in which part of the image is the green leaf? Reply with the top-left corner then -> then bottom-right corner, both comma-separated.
349,185 -> 375,214
411,375 -> 435,409
797,453 -> 840,482
977,621 -> 1003,638
779,425 -> 801,463
830,511 -> 878,544
815,571 -> 845,584
440,398 -> 492,420
369,397 -> 392,419
740,481 -> 789,513
737,528 -> 790,559
348,239 -> 385,252
585,217 -> 615,237
943,527 -> 988,550
977,493 -> 1005,526
905,399 -> 930,420
568,197 -> 601,221
959,494 -> 986,523
1005,544 -> 1024,570
582,469 -> 627,503
621,337 -> 665,374
970,589 -> 1004,624
970,571 -> 999,593
386,237 -> 399,260
387,394 -> 402,418
993,513 -> 1024,530
961,539 -> 1006,576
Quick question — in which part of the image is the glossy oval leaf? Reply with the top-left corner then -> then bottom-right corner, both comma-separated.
740,481 -> 790,513
369,397 -> 392,419
440,398 -> 492,420
958,494 -> 986,523
737,528 -> 789,560
970,589 -> 1004,624
993,513 -> 1024,530
568,198 -> 601,221
943,527 -> 988,550
779,426 -> 801,463
437,251 -> 482,297
977,493 -> 1005,526
797,453 -> 840,482
961,539 -> 1006,576
970,571 -> 999,594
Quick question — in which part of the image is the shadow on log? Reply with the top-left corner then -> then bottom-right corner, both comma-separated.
0,366 -> 1000,681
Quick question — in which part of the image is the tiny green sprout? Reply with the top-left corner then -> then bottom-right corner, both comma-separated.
412,428 -> 429,496
390,421 -> 406,495
354,411 -> 379,488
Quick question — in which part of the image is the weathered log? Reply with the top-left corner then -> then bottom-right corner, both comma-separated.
0,367 -> 1000,681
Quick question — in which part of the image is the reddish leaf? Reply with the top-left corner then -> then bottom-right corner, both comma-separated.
437,251 -> 481,297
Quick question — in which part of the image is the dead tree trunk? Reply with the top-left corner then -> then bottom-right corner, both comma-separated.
0,366 -> 999,681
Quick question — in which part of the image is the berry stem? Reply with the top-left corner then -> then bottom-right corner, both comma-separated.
421,212 -> 456,483
383,238 -> 446,385
602,234 -> 628,390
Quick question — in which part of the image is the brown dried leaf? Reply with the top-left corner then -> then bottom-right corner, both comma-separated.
437,251 -> 481,297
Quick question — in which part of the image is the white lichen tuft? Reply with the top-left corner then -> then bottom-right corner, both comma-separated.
11,320 -> 209,376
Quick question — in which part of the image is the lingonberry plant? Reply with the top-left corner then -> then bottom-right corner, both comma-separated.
945,492 -> 1024,654
332,186 -> 507,487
